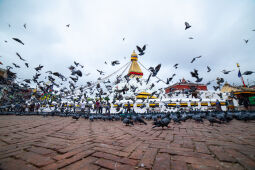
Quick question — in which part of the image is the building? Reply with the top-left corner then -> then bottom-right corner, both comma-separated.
0,68 -> 8,79
165,78 -> 207,94
127,50 -> 143,78
221,82 -> 255,93
136,91 -> 157,99
0,68 -> 16,84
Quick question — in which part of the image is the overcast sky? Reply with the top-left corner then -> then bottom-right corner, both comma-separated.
0,0 -> 255,90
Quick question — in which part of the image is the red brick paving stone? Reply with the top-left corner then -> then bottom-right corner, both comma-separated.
57,143 -> 86,154
220,162 -> 245,170
0,157 -> 39,170
92,151 -> 138,166
53,144 -> 95,161
98,168 -> 109,170
238,148 -> 255,161
171,155 -> 222,168
152,153 -> 170,170
170,159 -> 188,170
96,143 -> 124,151
195,142 -> 210,154
139,148 -> 158,169
42,149 -> 95,170
209,146 -> 237,163
122,141 -> 141,154
93,147 -> 129,157
94,158 -> 133,170
28,146 -> 55,155
191,164 -> 218,170
1,116 -> 255,170
33,142 -> 66,151
159,148 -> 213,159
225,148 -> 255,170
64,156 -> 99,170
0,149 -> 24,160
129,148 -> 144,160
15,151 -> 55,167
182,137 -> 194,147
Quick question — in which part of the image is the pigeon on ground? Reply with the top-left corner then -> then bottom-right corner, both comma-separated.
123,118 -> 134,126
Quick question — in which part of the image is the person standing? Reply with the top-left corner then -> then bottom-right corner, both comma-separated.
105,101 -> 111,114
35,103 -> 40,113
216,99 -> 222,111
127,101 -> 131,113
81,101 -> 85,114
99,101 -> 103,114
243,97 -> 249,111
95,100 -> 100,113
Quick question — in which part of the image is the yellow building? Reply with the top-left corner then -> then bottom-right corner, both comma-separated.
221,82 -> 255,93
136,91 -> 157,99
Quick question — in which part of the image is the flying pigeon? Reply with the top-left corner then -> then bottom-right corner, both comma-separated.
97,69 -> 104,75
12,38 -> 24,45
207,66 -> 211,72
136,45 -> 146,56
16,52 -> 26,61
148,64 -> 161,77
222,70 -> 233,74
12,63 -> 20,68
191,56 -> 202,63
185,22 -> 191,30
25,63 -> 29,68
242,71 -> 254,75
35,65 -> 43,71
111,60 -> 120,66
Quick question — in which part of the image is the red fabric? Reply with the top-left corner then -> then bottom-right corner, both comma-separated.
128,72 -> 143,76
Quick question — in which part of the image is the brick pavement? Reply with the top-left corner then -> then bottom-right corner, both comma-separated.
0,115 -> 254,170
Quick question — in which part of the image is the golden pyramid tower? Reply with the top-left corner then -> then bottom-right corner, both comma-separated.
127,50 -> 143,78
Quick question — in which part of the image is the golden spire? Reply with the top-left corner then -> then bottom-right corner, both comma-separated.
128,50 -> 143,78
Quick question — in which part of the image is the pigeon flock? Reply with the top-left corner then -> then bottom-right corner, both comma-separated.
0,22 -> 255,129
